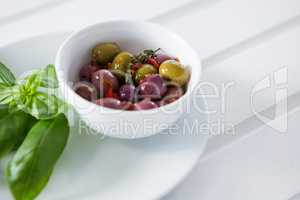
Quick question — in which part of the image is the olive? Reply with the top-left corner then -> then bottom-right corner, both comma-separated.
133,100 -> 158,110
95,98 -> 123,110
138,82 -> 161,100
110,52 -> 133,77
159,60 -> 189,86
138,74 -> 167,100
91,70 -> 119,97
144,74 -> 167,96
74,82 -> 97,101
154,54 -> 175,65
120,101 -> 135,110
135,64 -> 157,83
79,64 -> 99,81
92,43 -> 121,65
160,84 -> 184,106
119,84 -> 136,102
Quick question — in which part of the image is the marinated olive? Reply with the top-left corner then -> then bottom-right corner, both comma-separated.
119,84 -> 136,102
77,43 -> 190,111
134,99 -> 158,110
154,54 -> 175,65
160,85 -> 184,106
135,64 -> 157,83
95,98 -> 123,110
159,60 -> 189,86
79,64 -> 99,81
110,52 -> 133,78
144,74 -> 167,96
91,69 -> 119,97
74,82 -> 97,101
138,74 -> 167,100
138,82 -> 161,99
92,43 -> 121,65
120,101 -> 135,110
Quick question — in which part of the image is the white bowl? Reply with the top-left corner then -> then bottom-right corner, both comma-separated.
55,20 -> 201,139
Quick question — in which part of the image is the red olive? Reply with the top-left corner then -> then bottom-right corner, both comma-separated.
120,101 -> 135,110
137,75 -> 167,100
144,74 -> 167,96
79,64 -> 99,81
138,82 -> 161,99
134,100 -> 158,110
160,85 -> 184,106
95,98 -> 122,110
74,82 -> 97,101
119,84 -> 136,101
91,70 -> 119,97
154,54 -> 176,65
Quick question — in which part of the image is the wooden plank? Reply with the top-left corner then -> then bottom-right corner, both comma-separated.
164,109 -> 300,200
0,0 -> 195,46
163,0 -> 300,59
202,22 -> 300,127
0,0 -> 54,20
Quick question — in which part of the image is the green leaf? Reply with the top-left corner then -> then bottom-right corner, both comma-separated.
0,104 -> 8,120
23,73 -> 40,93
0,84 -> 17,105
0,62 -> 16,86
0,63 -> 65,120
6,114 -> 69,200
38,64 -> 58,88
19,92 -> 61,120
21,65 -> 58,89
0,110 -> 37,158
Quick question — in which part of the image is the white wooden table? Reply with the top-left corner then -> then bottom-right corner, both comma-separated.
1,0 -> 300,199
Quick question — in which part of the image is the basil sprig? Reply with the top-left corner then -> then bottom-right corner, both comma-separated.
0,62 -> 70,200
0,64 -> 65,119
6,114 -> 69,200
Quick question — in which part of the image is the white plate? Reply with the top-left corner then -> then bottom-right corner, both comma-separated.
0,33 -> 209,200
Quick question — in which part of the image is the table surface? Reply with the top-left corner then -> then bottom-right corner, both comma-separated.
1,1 -> 300,200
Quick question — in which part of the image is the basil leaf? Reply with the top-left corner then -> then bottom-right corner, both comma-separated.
21,65 -> 58,89
0,110 -> 37,158
0,104 -> 8,120
0,62 -> 16,86
39,64 -> 58,88
6,114 -> 69,200
21,92 -> 61,119
23,73 -> 40,93
0,84 -> 16,105
8,100 -> 19,114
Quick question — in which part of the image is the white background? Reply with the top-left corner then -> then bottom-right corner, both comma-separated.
1,0 -> 300,199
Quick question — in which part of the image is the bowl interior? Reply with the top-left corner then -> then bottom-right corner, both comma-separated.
57,21 -> 201,94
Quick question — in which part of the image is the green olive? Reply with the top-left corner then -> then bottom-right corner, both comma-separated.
135,64 -> 157,83
159,60 -> 189,86
92,42 -> 121,65
110,52 -> 133,74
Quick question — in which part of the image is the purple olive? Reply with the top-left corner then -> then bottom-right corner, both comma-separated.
160,85 -> 184,106
134,100 -> 158,110
144,74 -> 167,96
138,82 -> 161,99
79,64 -> 99,81
95,98 -> 122,110
74,82 -> 97,101
120,101 -> 135,110
138,75 -> 167,99
154,54 -> 175,65
119,84 -> 136,101
91,69 -> 119,97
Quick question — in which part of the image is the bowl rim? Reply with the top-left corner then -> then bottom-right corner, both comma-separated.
55,19 -> 202,115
